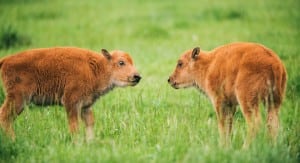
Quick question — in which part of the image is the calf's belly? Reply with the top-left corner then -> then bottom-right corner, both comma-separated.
30,94 -> 63,106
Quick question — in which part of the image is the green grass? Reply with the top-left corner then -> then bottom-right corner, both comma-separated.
0,0 -> 299,162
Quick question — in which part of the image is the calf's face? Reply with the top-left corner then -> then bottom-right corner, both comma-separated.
102,49 -> 141,87
168,47 -> 200,89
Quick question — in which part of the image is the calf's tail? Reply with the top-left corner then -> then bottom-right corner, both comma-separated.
270,63 -> 287,107
0,58 -> 5,69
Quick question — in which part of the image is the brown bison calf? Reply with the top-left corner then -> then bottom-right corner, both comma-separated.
168,42 -> 287,147
0,47 -> 141,141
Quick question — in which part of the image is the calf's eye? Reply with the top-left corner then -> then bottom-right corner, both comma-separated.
177,62 -> 183,67
119,61 -> 125,66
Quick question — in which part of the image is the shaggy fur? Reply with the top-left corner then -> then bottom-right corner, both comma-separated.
168,42 -> 287,147
0,47 -> 141,141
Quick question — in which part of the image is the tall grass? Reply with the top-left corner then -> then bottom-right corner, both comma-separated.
0,0 -> 299,162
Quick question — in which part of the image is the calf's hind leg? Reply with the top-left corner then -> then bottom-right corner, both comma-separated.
267,104 -> 280,142
0,93 -> 26,140
236,92 -> 261,148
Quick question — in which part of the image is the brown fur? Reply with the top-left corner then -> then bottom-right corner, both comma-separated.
0,47 -> 141,141
168,42 -> 287,147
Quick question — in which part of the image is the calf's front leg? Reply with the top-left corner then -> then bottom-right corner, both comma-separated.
81,107 -> 95,142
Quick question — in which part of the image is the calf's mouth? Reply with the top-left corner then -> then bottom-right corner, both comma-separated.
129,74 -> 141,86
168,77 -> 179,89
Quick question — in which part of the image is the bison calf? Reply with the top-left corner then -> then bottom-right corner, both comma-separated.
168,42 -> 286,147
0,47 -> 141,141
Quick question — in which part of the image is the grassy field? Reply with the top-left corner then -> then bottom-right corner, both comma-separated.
0,0 -> 299,162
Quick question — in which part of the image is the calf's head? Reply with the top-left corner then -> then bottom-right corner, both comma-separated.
168,47 -> 200,89
102,49 -> 141,87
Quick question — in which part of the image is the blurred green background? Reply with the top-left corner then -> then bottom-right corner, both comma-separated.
0,0 -> 299,162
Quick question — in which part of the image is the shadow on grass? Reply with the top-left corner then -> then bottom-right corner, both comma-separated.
195,7 -> 245,21
0,132 -> 18,162
0,0 -> 44,5
0,25 -> 31,49
134,25 -> 169,39
287,75 -> 300,98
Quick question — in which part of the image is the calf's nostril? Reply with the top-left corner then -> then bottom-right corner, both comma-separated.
133,75 -> 141,82
168,78 -> 170,83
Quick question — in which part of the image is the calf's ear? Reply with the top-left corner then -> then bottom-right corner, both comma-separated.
101,49 -> 112,60
191,47 -> 200,60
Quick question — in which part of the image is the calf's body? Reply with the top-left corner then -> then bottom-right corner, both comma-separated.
168,42 -> 287,147
0,47 -> 141,140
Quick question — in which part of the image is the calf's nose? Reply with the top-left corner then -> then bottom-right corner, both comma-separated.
133,74 -> 141,82
168,77 -> 171,83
